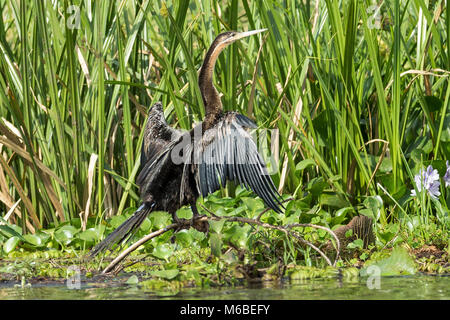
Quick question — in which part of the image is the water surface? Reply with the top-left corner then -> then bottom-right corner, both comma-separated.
0,274 -> 448,300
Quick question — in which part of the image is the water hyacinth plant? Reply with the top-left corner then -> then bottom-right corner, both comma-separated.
411,165 -> 441,199
409,162 -> 450,243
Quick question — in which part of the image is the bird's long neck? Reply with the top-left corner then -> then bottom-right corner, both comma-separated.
199,41 -> 228,119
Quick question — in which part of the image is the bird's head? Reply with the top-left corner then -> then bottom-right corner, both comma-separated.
200,29 -> 267,83
211,29 -> 267,52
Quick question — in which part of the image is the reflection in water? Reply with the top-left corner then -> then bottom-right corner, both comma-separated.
0,275 -> 448,300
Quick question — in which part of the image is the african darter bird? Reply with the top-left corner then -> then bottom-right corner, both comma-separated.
89,29 -> 284,258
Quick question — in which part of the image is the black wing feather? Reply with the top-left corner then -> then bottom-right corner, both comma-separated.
196,112 -> 284,213
138,102 -> 181,184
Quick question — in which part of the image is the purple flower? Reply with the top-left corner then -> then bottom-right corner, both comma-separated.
444,160 -> 450,188
411,165 -> 441,199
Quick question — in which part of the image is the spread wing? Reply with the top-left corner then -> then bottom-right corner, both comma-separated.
137,102 -> 181,192
139,102 -> 181,168
194,112 -> 284,213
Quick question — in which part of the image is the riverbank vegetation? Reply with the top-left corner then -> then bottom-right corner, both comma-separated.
0,0 -> 449,285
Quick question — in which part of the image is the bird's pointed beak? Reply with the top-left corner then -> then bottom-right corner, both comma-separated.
234,28 -> 267,40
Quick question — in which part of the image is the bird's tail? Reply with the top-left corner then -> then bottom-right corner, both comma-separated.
88,203 -> 154,259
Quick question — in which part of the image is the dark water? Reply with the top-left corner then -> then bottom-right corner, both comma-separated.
0,275 -> 448,300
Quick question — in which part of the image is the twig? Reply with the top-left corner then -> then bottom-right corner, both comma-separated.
102,222 -> 180,274
288,232 -> 332,266
285,223 -> 341,265
199,203 -> 220,218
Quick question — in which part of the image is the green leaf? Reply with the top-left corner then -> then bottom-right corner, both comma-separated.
222,250 -> 239,264
150,211 -> 172,229
377,224 -> 399,244
69,218 -> 82,229
0,225 -> 25,241
175,230 -> 192,247
319,192 -> 350,208
184,269 -> 202,286
440,111 -> 450,142
109,215 -> 127,229
332,207 -> 354,225
424,96 -> 442,113
411,148 -> 428,163
282,210 -> 301,225
35,231 -> 51,244
347,238 -> 363,249
345,229 -> 353,238
210,233 -> 222,257
241,197 -> 264,214
78,228 -> 99,242
422,160 -> 448,177
57,225 -> 78,233
152,243 -> 174,260
175,207 -> 192,219
126,275 -> 139,285
359,252 -> 369,260
150,269 -> 179,280
308,177 -> 328,196
54,225 -> 78,245
189,228 -> 206,242
363,195 -> 383,221
223,225 -> 250,248
208,219 -> 225,234
359,208 -> 375,221
361,247 -> 416,276
139,218 -> 151,233
405,216 -> 420,232
311,110 -> 331,147
4,236 -> 20,253
23,234 -> 43,247
296,159 -> 316,171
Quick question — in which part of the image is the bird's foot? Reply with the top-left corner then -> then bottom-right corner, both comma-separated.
190,214 -> 209,234
170,216 -> 191,243
172,215 -> 190,232
170,215 -> 209,244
